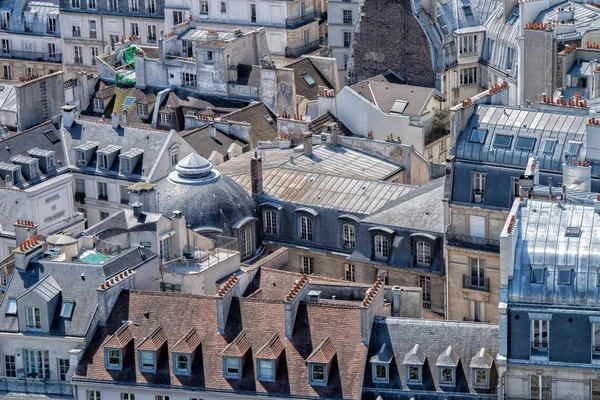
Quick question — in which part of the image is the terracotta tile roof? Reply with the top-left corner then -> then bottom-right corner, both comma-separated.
306,336 -> 336,364
170,327 -> 201,354
221,329 -> 251,357
136,325 -> 167,351
101,323 -> 134,348
254,333 -> 284,360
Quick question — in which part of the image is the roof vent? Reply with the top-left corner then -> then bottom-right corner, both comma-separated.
307,290 -> 321,302
565,226 -> 581,237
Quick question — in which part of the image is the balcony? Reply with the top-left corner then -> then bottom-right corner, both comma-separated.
446,233 -> 499,253
462,274 -> 490,292
285,39 -> 320,58
0,378 -> 72,396
0,50 -> 62,63
286,10 -> 320,29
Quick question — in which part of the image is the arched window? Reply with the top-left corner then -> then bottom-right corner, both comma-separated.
416,241 -> 431,265
374,235 -> 389,259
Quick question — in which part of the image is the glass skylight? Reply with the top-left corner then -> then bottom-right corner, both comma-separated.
515,136 -> 536,151
493,134 -> 513,148
469,128 -> 487,143
122,96 -> 136,108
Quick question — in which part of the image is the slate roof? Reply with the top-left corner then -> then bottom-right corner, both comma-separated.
74,290 -> 367,399
535,1 -> 600,41
221,102 -> 278,148
0,187 -> 27,234
362,317 -> 499,398
482,7 -> 520,77
181,125 -> 248,160
285,58 -> 334,101
25,274 -> 61,302
100,246 -> 156,279
508,200 -> 600,306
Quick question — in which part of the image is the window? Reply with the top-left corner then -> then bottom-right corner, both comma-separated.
155,397 -> 169,400
24,349 -> 49,379
58,359 -> 70,381
593,324 -> 600,360
374,235 -> 389,259
0,274 -> 7,287
531,267 -> 545,284
6,299 -> 16,314
460,67 -> 477,85
138,104 -> 148,117
406,365 -> 422,383
120,157 -> 131,173
130,22 -> 138,37
343,31 -> 351,47
4,355 -> 16,377
257,359 -> 275,382
139,350 -> 156,372
473,368 -> 488,387
47,18 -> 57,33
505,47 -> 515,70
147,25 -> 157,43
250,3 -> 256,22
300,256 -> 313,275
469,128 -> 486,143
440,367 -> 455,385
420,276 -> 431,305
531,319 -> 549,356
557,268 -> 572,285
97,182 -> 108,200
88,0 -> 96,8
160,282 -> 181,292
108,0 -> 118,12
105,348 -> 122,369
511,177 -> 520,198
182,72 -> 197,87
543,139 -> 557,154
109,34 -> 119,48
147,0 -> 156,13
342,224 -> 355,248
171,152 -> 179,166
299,216 -> 313,241
205,50 -> 213,63
345,264 -> 355,282
91,47 -> 98,65
566,226 -> 581,237
121,394 -> 135,400
459,34 -> 477,54
60,302 -> 74,318
98,154 -> 109,170
302,73 -> 316,86
516,136 -> 536,151
87,391 -> 101,400
471,299 -> 483,322
159,113 -> 172,125
264,210 -> 277,235
416,241 -> 431,265
221,1 -> 226,12
223,356 -> 241,379
372,363 -> 389,383
470,258 -> 485,288
531,375 -> 551,400
1,11 -> 8,28
72,23 -> 81,37
593,378 -> 600,400
174,353 -> 190,375
74,45 -> 83,64
3,65 -> 10,80
241,226 -> 253,258
472,172 -> 485,203
173,10 -> 183,24
75,178 -> 86,194
47,43 -> 57,58
0,39 -> 9,55
309,363 -> 326,386
119,186 -> 128,204
493,134 -> 513,148
303,30 -> 309,45
26,307 -> 41,330
130,0 -> 138,11
343,9 -> 353,24
200,0 -> 209,14
71,0 -> 80,7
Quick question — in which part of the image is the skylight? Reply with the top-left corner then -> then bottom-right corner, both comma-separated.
44,130 -> 60,144
493,134 -> 513,148
390,100 -> 409,115
60,302 -> 74,318
302,74 -> 316,87
543,139 -> 557,154
557,268 -> 572,285
565,226 -> 581,237
122,96 -> 136,108
515,136 -> 536,151
566,141 -> 581,156
6,299 -> 16,315
463,5 -> 473,16
531,267 -> 545,284
469,128 -> 487,143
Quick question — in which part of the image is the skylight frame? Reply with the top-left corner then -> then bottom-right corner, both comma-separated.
493,134 -> 513,148
302,74 -> 316,87
530,267 -> 545,284
543,139 -> 557,154
60,302 -> 74,318
6,299 -> 16,315
469,128 -> 487,144
122,96 -> 136,108
557,268 -> 572,285
515,136 -> 536,151
566,141 -> 581,156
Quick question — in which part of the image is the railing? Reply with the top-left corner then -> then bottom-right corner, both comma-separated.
165,55 -> 195,63
0,377 -> 72,396
285,40 -> 321,58
286,10 -> 320,28
446,233 -> 500,253
0,50 -> 62,63
161,235 -> 238,273
462,274 -> 490,292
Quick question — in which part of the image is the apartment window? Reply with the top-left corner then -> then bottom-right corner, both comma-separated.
160,113 -> 171,125
87,391 -> 101,400
47,18 -> 57,33
342,9 -> 353,24
406,365 -> 422,383
250,3 -> 256,22
299,216 -> 313,241
309,363 -> 327,386
171,152 -> 179,165
173,10 -> 183,24
303,29 -> 309,45
343,31 -> 351,47
88,0 -> 96,8
2,65 -> 10,80
300,0 -> 305,14
139,351 -> 156,372
241,226 -> 253,258
420,275 -> 431,306
300,255 -> 313,275
416,241 -> 431,265
264,210 -> 277,235
345,264 -> 355,282
460,67 -> 477,85
97,182 -> 108,200
459,34 -> 477,54
24,349 -> 49,379
58,359 -> 70,381
472,172 -> 485,203
531,375 -> 551,400
91,47 -> 98,65
1,39 -> 9,54
470,258 -> 485,288
130,0 -> 138,12
75,178 -> 86,194
174,353 -> 190,375
74,45 -> 83,64
120,185 -> 129,203
374,235 -> 389,259
72,23 -> 82,39
342,223 -> 355,249
205,50 -> 213,63
108,0 -> 118,12
138,104 -> 148,117
473,368 -> 489,388
221,1 -> 226,12
147,24 -> 157,43
1,11 -> 9,28
71,0 -> 80,7
592,378 -> 600,400
4,355 -> 16,377
505,47 -> 515,70
147,0 -> 156,13
121,394 -> 135,400
257,359 -> 275,382
200,0 -> 209,14
26,307 -> 41,330
593,324 -> 600,360
93,98 -> 103,112
471,299 -> 483,322
511,177 -> 520,198
100,211 -> 109,220
223,356 -> 241,379
531,319 -> 549,356
47,43 -> 56,58
76,150 -> 86,165
182,72 -> 197,87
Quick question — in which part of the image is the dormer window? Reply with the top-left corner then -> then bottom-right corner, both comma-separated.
416,241 -> 431,265
470,347 -> 493,388
459,34 -> 477,54
93,98 -> 103,112
255,332 -> 283,383
403,344 -> 425,385
98,154 -> 108,169
306,336 -> 335,387
120,158 -> 131,174
29,162 -> 38,179
406,365 -> 422,383
75,150 -> 86,165
309,363 -> 327,386
104,348 -> 122,370
473,368 -> 489,387
138,104 -> 148,117
370,343 -> 393,384
223,356 -> 241,379
160,113 -> 171,125
257,359 -> 275,382
60,302 -> 74,318
47,154 -> 56,171
440,367 -> 455,385
138,350 -> 156,372
437,346 -> 458,387
26,307 -> 41,330
299,215 -> 313,241
6,299 -> 16,315
173,353 -> 190,375
374,235 -> 389,259
221,330 -> 250,380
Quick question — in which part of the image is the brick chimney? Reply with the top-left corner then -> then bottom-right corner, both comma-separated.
360,279 -> 384,344
250,151 -> 263,196
284,275 -> 310,338
215,274 -> 240,334
303,133 -> 313,157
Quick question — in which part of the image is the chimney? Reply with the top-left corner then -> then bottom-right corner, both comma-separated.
250,151 -> 263,196
391,286 -> 401,316
216,274 -> 240,334
132,202 -> 143,218
284,275 -> 310,338
209,122 -> 216,139
303,133 -> 312,157
127,182 -> 158,213
111,112 -> 120,129
4,174 -> 12,189
360,280 -> 384,344
171,210 -> 188,256
595,195 -> 600,213
13,236 -> 44,270
122,109 -> 128,125
13,220 -> 38,249
61,105 -> 76,128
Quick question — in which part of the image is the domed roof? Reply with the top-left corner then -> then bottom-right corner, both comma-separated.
156,152 -> 257,235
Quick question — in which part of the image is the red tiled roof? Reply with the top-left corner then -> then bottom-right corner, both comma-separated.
170,327 -> 201,354
221,330 -> 251,357
101,323 -> 133,348
306,336 -> 336,364
254,333 -> 284,360
136,325 -> 167,351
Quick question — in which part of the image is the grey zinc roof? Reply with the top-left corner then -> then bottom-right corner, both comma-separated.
482,6 -> 520,76
535,2 -> 600,41
83,209 -> 162,238
23,274 -> 61,302
100,246 -> 156,279
509,200 -> 600,306
0,187 -> 27,234
362,317 -> 499,396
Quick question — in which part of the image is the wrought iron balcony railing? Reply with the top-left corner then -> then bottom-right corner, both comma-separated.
286,10 -> 320,29
0,50 -> 62,63
446,233 -> 500,253
462,274 -> 490,292
285,39 -> 320,58
0,377 -> 72,396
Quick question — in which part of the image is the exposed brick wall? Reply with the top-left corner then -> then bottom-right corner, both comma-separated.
352,0 -> 435,87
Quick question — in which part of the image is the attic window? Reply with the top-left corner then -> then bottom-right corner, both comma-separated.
6,299 -> 16,315
530,266 -> 545,284
60,302 -> 74,318
302,74 -> 316,87
390,100 -> 409,115
223,356 -> 241,379
543,139 -> 557,153
463,5 -> 473,16
406,365 -> 422,383
120,158 -> 131,174
439,367 -> 456,386
493,134 -> 513,148
44,130 -> 60,144
566,226 -> 581,237
138,350 -> 156,372
75,149 -> 86,165
473,368 -> 489,387
122,96 -> 136,108
173,353 -> 191,375
515,136 -> 536,151
309,363 -> 327,386
257,359 -> 275,382
469,128 -> 487,143
104,348 -> 122,370
557,268 -> 572,285
566,141 -> 581,156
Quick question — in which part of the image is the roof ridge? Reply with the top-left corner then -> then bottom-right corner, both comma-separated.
129,290 -> 214,300
0,120 -> 53,144
221,101 -> 265,118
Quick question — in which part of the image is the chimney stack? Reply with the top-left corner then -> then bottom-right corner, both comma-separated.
209,122 -> 216,139
132,202 -> 143,218
122,110 -> 128,125
111,112 -> 120,129
595,195 -> 600,213
250,151 -> 263,196
61,105 -> 76,128
303,133 -> 312,157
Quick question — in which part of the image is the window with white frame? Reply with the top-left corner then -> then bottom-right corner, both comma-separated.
592,378 -> 600,400
108,0 -> 117,11
250,3 -> 256,22
420,275 -> 431,305
531,319 -> 549,356
264,210 -> 277,235
91,47 -> 98,65
97,182 -> 108,200
342,223 -> 355,249
26,307 -> 41,330
138,104 -> 148,117
440,367 -> 455,386
71,0 -> 80,7
47,43 -> 57,58
199,0 -> 209,14
100,211 -> 109,220
160,113 -> 171,125
139,350 -> 156,372
460,67 -> 477,85
6,299 -> 16,314
105,348 -> 122,369
342,9 -> 352,24
72,22 -> 81,37
0,274 -> 7,287
174,353 -> 190,375
147,0 -> 156,13
121,394 -> 135,400
120,158 -> 131,174
241,226 -> 253,258
120,185 -> 128,203
223,356 -> 241,379
47,17 -> 57,33
345,264 -> 355,282
257,359 -> 275,382
416,241 -> 431,265
3,355 -> 16,377
372,362 -> 389,383
300,255 -> 313,275
0,39 -> 9,54
459,34 -> 477,54
74,45 -> 83,64
221,1 -> 226,12
88,0 -> 96,8
374,235 -> 389,259
1,11 -> 9,28
171,151 -> 179,166
147,24 -> 157,43
2,65 -> 10,80
75,177 -> 86,194
473,368 -> 489,388
173,10 -> 183,24
87,391 -> 101,400
130,22 -> 139,37
182,72 -> 197,87
406,365 -> 422,383
58,359 -> 70,381
24,349 -> 49,378
343,31 -> 351,47
60,302 -> 74,318
299,215 -> 313,241
98,154 -> 108,169
531,375 -> 551,400
309,363 -> 327,386
130,0 -> 138,11
472,172 -> 485,202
